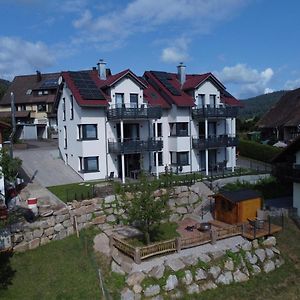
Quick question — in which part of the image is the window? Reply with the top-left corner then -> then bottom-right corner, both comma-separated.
115,93 -> 124,108
169,122 -> 188,136
130,94 -> 138,108
64,126 -> 67,148
154,152 -> 163,166
70,95 -> 74,120
209,95 -> 216,107
170,151 -> 189,166
152,123 -> 162,138
79,156 -> 99,173
38,91 -> 43,96
19,105 -> 26,111
26,89 -> 32,95
197,94 -> 205,107
43,90 -> 49,95
78,124 -> 98,140
62,98 -> 66,121
37,104 -> 46,112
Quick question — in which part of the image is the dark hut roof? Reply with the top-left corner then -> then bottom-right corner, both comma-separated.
213,189 -> 262,203
257,88 -> 300,128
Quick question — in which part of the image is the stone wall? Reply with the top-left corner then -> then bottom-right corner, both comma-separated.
119,236 -> 284,299
9,182 -> 212,252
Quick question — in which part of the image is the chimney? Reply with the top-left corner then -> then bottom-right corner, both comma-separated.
177,62 -> 186,85
36,70 -> 42,82
97,59 -> 107,80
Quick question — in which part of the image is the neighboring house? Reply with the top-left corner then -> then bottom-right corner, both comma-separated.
0,121 -> 10,199
0,71 -> 60,140
57,61 -> 241,183
257,88 -> 300,142
272,136 -> 300,217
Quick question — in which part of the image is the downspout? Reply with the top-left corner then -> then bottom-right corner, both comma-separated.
9,92 -> 16,159
105,112 -> 109,179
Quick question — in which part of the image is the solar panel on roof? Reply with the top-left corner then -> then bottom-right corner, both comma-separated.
152,71 -> 181,96
69,71 -> 106,100
40,78 -> 58,88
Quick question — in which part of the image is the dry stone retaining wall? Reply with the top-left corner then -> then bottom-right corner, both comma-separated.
119,236 -> 284,299
9,182 -> 212,252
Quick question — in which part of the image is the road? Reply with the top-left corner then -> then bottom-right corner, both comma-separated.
14,140 -> 83,187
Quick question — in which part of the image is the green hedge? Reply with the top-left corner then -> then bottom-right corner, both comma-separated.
238,139 -> 282,163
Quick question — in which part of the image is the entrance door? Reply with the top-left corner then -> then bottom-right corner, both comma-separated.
199,150 -> 206,171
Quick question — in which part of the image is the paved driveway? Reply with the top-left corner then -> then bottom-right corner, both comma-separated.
15,140 -> 83,187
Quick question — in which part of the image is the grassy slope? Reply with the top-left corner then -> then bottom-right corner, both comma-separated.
0,229 -> 101,300
1,219 -> 299,300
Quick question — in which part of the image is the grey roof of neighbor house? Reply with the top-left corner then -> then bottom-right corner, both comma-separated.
257,87 -> 300,128
0,72 -> 60,106
214,189 -> 262,203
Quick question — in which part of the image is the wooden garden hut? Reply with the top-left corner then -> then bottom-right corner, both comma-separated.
213,189 -> 262,224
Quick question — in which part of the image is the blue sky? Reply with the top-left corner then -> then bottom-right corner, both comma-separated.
0,0 -> 300,98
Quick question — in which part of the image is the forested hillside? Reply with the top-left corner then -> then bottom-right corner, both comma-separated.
0,79 -> 10,99
239,90 -> 286,120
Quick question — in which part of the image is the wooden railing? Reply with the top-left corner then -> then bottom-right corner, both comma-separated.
139,239 -> 177,259
112,236 -> 136,260
111,222 -> 279,264
181,231 -> 211,249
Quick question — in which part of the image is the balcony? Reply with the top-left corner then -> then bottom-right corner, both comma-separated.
192,106 -> 238,120
273,163 -> 300,183
108,138 -> 163,154
192,135 -> 238,150
107,105 -> 162,120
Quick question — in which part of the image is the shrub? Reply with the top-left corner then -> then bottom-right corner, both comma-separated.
238,139 -> 282,163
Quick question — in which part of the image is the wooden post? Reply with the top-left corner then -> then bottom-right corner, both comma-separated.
134,248 -> 141,264
211,229 -> 217,245
175,237 -> 181,253
74,216 -> 79,238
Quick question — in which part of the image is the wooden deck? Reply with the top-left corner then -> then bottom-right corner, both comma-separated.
241,223 -> 282,240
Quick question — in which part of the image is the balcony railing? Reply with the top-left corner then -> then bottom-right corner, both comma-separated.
273,163 -> 300,183
108,138 -> 163,154
192,106 -> 238,119
107,105 -> 162,120
192,135 -> 238,150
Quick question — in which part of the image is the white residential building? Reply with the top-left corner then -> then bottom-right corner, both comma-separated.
57,61 -> 241,183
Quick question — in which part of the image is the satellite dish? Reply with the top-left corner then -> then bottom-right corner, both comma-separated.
58,76 -> 63,85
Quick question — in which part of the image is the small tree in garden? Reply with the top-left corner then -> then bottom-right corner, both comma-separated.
122,175 -> 170,245
0,148 -> 22,183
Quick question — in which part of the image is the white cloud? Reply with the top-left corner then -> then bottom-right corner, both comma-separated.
0,37 -> 55,79
161,37 -> 190,63
264,88 -> 274,94
216,64 -> 274,97
284,78 -> 300,90
71,0 -> 247,50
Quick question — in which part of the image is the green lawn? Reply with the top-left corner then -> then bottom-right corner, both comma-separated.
1,219 -> 299,300
126,222 -> 180,247
47,182 -> 99,202
0,229 -> 101,300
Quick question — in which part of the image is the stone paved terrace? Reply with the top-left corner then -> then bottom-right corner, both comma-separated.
130,235 -> 246,273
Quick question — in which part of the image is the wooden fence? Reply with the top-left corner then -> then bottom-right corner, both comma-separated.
111,225 -> 244,264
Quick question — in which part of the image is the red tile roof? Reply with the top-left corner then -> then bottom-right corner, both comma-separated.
183,73 -> 226,90
144,71 -> 195,107
99,69 -> 147,89
62,70 -> 109,107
